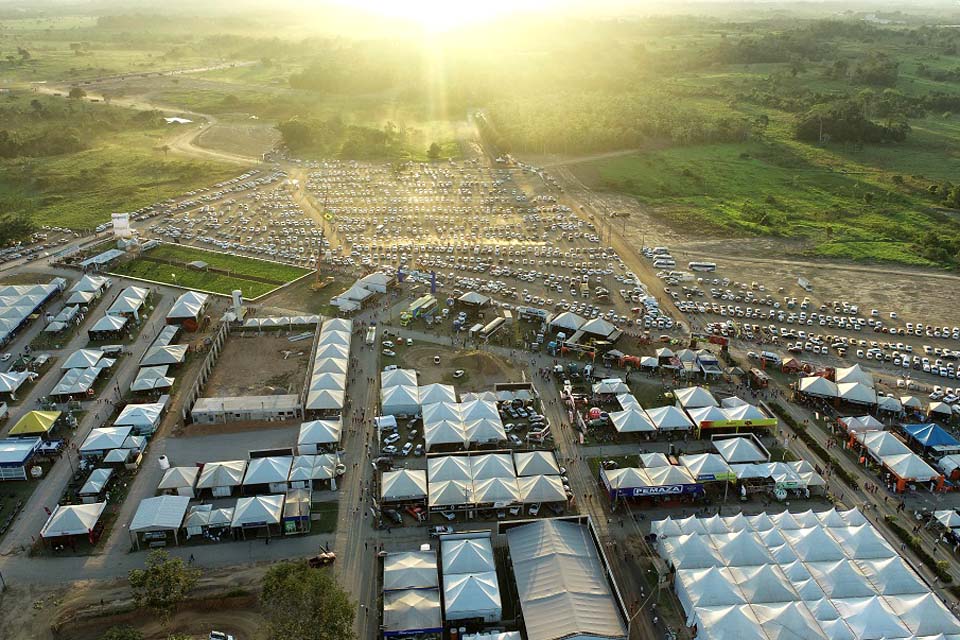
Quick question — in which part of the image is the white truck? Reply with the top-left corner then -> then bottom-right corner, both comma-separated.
366,326 -> 377,346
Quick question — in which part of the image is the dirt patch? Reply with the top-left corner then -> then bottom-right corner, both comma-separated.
204,333 -> 311,397
397,344 -> 522,391
196,122 -> 280,159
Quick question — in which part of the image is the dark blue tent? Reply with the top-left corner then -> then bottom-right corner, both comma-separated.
903,423 -> 960,453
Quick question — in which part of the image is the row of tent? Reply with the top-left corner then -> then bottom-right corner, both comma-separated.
0,279 -> 66,346
241,314 -> 319,329
421,399 -> 508,451
853,430 -> 943,488
598,386 -> 773,434
800,374 -> 958,419
652,508 -> 960,640
157,454 -> 345,498
304,318 -> 352,412
132,325 -> 185,393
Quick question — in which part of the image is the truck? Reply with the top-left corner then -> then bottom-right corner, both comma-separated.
797,277 -> 813,292
365,326 -> 377,346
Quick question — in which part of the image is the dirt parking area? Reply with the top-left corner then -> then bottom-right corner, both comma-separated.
391,343 -> 523,392
204,332 -> 311,397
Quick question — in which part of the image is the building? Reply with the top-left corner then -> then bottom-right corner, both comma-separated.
191,395 -> 302,424
0,437 -> 42,481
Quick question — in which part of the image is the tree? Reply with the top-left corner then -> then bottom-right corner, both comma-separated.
427,142 -> 441,159
68,87 -> 86,100
260,562 -> 355,640
30,98 -> 43,114
100,626 -> 144,640
128,550 -> 200,624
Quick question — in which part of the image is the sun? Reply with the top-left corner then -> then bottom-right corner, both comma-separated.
342,0 -> 553,32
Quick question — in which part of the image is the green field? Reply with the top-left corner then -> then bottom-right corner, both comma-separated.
111,245 -> 311,298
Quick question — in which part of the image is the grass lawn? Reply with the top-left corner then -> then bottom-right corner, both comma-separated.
111,245 -> 311,298
310,501 -> 339,534
0,476 -> 44,545
0,129 -> 239,231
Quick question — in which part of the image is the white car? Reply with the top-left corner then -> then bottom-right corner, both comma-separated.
0,353 -> 10,362
384,433 -> 401,445
382,349 -> 396,357
453,369 -> 465,378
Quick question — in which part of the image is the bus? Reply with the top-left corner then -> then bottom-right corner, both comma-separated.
407,294 -> 437,319
479,317 -> 506,340
688,261 -> 718,272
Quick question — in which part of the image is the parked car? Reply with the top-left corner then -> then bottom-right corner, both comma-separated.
439,511 -> 456,521
384,433 -> 400,445
383,508 -> 403,524
382,445 -> 398,455
382,349 -> 396,357
405,505 -> 427,522
401,442 -> 414,456
429,525 -> 454,537
509,434 -> 522,446
528,502 -> 541,516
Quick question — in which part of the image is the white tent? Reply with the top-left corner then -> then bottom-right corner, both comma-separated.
856,556 -> 927,596
680,453 -> 734,482
886,592 -> 960,636
71,274 -> 110,293
882,452 -> 939,482
609,408 -> 656,433
383,589 -> 442,636
470,454 -> 515,481
877,395 -> 903,413
592,378 -> 630,396
418,383 -> 457,407
130,495 -> 190,534
80,426 -> 133,455
857,431 -> 911,460
429,480 -> 473,507
659,533 -> 723,570
304,387 -> 345,411
645,405 -> 694,431
831,596 -> 910,639
243,456 -> 292,487
549,311 -> 586,331
383,551 -> 439,590
714,437 -> 767,464
580,316 -> 617,337
196,460 -> 247,495
114,402 -> 164,434
798,376 -> 839,398
517,475 -> 567,503
40,502 -> 106,538
158,466 -> 200,497
141,344 -> 188,366
297,419 -> 342,451
694,605 -> 767,640
929,401 -> 955,417
89,314 -> 127,333
753,602 -> 828,640
61,348 -> 105,370
381,469 -> 427,501
130,366 -> 174,392
513,451 -> 559,476
676,566 -> 745,618
674,386 -> 719,409
107,286 -> 149,317
424,419 -> 468,451
231,495 -> 283,528
835,364 -> 874,387
838,382 -> 878,406
428,456 -> 472,484
473,477 -> 520,504
381,385 -> 420,416
442,537 -> 495,575
506,519 -> 626,640
640,452 -> 672,468
466,418 -> 507,444
167,291 -> 209,320
443,572 -> 502,622
731,564 -> 798,604
829,522 -> 896,560
935,509 -> 960,529
687,405 -> 728,427
381,368 -> 417,387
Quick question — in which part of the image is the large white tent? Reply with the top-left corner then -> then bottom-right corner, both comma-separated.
380,384 -> 420,417
518,475 -> 567,503
383,589 -> 442,636
506,519 -> 626,640
297,419 -> 342,452
231,494 -> 283,528
674,386 -> 719,409
383,551 -> 439,590
835,364 -> 874,387
381,469 -> 427,502
196,460 -> 247,496
837,382 -> 878,406
166,291 -> 208,321
609,408 -> 656,433
418,383 -> 457,407
798,376 -> 839,399
513,451 -> 559,476
40,502 -> 106,538
443,572 -> 502,622
654,508 -> 960,639
645,405 -> 694,431
714,437 -> 768,464
442,537 -> 496,575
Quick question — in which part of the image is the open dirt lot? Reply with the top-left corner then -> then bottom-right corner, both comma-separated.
196,122 -> 280,159
204,332 -> 311,397
394,343 -> 523,392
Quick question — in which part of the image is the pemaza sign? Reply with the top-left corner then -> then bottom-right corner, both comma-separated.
611,484 -> 704,499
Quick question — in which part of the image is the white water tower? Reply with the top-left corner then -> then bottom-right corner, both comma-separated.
232,289 -> 243,316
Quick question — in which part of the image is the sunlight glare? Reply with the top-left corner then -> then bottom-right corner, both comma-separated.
337,0 -> 559,32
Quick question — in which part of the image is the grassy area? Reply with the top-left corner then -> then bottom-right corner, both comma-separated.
0,127 -> 239,231
146,245 -> 310,282
311,501 -> 339,534
0,477 -> 44,545
112,259 -> 278,299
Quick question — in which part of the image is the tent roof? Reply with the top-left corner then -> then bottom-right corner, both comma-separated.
858,431 -> 911,458
381,368 -> 418,387
196,460 -> 247,488
506,519 -> 627,640
141,344 -> 188,366
9,410 -> 61,435
592,378 -> 630,396
383,589 -> 442,634
443,571 -> 502,617
580,317 -> 616,337
381,469 -> 427,501
231,494 -> 283,526
107,286 -> 149,314
167,291 -> 208,319
674,386 -> 719,408
90,314 -> 127,332
428,456 -> 472,484
831,596 -> 910,639
40,502 -> 106,538
158,466 -> 200,490
473,477 -> 520,504
609,408 -> 656,433
549,311 -> 586,331
887,592 -> 960,637
835,364 -> 874,386
429,480 -> 473,507
80,426 -> 133,452
837,382 -> 878,405
130,366 -> 174,392
513,451 -> 559,476
679,453 -> 734,481
130,495 -> 190,532
114,402 -> 163,429
904,423 -> 960,449
383,551 -> 439,590
714,437 -> 767,464
470,454 -> 515,481
644,464 -> 697,487
62,348 -> 105,370
242,456 -> 292,485
799,376 -> 839,398
882,452 -> 940,482
418,383 -> 457,406
694,605 -> 766,640
517,474 -> 567,503
901,395 -> 923,409
645,405 -> 694,430
442,537 -> 496,575
687,405 -> 728,426
70,274 -> 109,293
298,419 -> 342,445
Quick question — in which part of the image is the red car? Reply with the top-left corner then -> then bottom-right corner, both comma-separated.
405,505 -> 427,522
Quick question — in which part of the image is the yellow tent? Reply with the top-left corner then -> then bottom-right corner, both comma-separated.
9,410 -> 62,436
